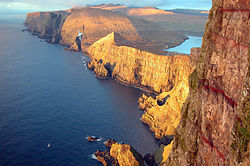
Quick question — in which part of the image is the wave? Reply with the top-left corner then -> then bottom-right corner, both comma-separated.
86,136 -> 103,142
90,154 -> 97,160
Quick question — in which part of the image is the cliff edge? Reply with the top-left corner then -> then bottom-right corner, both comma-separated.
87,32 -> 193,94
165,0 -> 249,165
25,7 -> 187,54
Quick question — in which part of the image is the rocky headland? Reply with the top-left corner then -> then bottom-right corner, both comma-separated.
25,7 -> 187,54
25,11 -> 69,43
24,1 -> 249,165
86,32 -> 194,93
85,31 -> 195,165
94,139 -> 144,166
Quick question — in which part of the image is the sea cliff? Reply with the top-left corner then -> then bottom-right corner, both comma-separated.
25,7 -> 187,53
24,1 -> 249,165
87,32 -> 193,94
24,11 -> 69,43
86,32 -> 194,142
165,0 -> 249,165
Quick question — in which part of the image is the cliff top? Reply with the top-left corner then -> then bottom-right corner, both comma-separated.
90,4 -> 208,36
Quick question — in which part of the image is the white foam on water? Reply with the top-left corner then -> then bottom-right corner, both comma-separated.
86,136 -> 103,142
96,138 -> 103,142
90,154 -> 97,160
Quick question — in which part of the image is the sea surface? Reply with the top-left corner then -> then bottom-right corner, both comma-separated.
0,13 -> 159,166
166,35 -> 203,54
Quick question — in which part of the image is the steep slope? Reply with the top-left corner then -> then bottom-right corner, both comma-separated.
60,7 -> 186,52
24,11 -> 69,43
87,32 -> 195,145
87,32 -> 193,94
164,0 -> 249,165
25,7 -> 187,54
94,141 -> 144,166
138,79 -> 191,139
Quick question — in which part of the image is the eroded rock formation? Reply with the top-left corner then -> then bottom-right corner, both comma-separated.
95,142 -> 144,166
24,1 -> 249,165
25,7 -> 187,53
110,143 -> 144,166
24,11 -> 69,43
138,80 -> 191,139
87,32 -> 193,94
164,0 -> 249,165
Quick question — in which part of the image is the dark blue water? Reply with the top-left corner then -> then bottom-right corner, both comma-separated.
0,13 -> 159,166
166,35 -> 202,54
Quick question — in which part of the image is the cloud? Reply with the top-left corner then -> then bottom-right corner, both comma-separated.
0,0 -> 212,11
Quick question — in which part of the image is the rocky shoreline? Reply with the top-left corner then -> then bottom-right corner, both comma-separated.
24,11 -> 195,166
24,1 -> 249,165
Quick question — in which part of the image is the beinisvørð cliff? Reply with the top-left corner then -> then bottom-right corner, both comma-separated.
164,0 -> 249,165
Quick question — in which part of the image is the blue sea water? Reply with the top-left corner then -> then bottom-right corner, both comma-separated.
0,13 -> 160,166
166,35 -> 203,54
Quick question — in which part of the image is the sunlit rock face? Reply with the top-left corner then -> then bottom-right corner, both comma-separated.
25,7 -> 187,53
94,142 -> 144,166
87,32 -> 193,94
87,32 -> 194,151
60,7 -> 187,52
24,11 -> 69,43
139,80 -> 191,139
164,0 -> 250,165
110,143 -> 144,166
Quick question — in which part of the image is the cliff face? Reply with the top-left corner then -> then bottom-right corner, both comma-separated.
24,11 -> 69,43
87,32 -> 193,94
110,143 -> 144,166
60,7 -> 187,52
87,32 -> 194,144
165,0 -> 249,165
94,142 -> 144,166
25,7 -> 186,53
138,79 -> 191,139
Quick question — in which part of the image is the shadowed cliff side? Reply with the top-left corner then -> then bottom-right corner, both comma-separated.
24,11 -> 69,43
164,0 -> 249,165
25,7 -> 187,54
60,7 -> 186,53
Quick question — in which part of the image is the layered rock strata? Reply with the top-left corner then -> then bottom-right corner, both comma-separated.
25,7 -> 187,53
164,0 -> 249,165
87,33 -> 195,165
138,80 -> 191,139
24,11 -> 69,43
95,141 -> 144,166
110,143 -> 144,166
87,32 -> 193,94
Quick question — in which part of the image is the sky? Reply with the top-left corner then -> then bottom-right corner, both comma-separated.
0,0 -> 212,11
